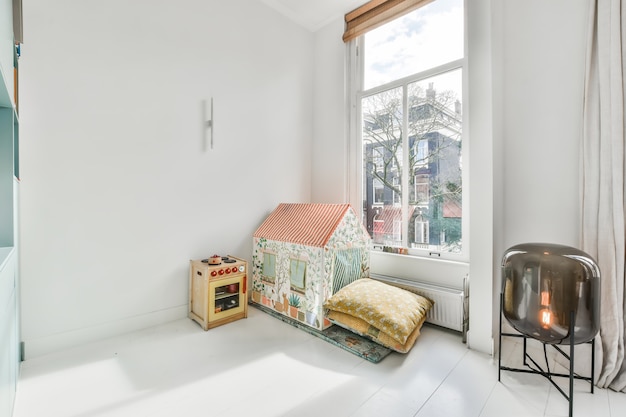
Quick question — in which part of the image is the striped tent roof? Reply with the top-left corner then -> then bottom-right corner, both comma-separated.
254,203 -> 355,248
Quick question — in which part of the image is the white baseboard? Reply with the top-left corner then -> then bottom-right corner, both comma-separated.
23,305 -> 188,360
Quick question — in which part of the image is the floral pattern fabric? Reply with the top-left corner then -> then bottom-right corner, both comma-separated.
324,278 -> 433,345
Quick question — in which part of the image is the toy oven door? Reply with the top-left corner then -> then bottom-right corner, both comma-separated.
209,275 -> 245,320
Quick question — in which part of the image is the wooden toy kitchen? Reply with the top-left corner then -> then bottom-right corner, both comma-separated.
188,255 -> 248,330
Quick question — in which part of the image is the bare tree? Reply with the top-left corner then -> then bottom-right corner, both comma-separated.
362,83 -> 462,250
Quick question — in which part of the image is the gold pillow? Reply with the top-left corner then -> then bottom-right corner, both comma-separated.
327,310 -> 426,353
324,278 -> 433,345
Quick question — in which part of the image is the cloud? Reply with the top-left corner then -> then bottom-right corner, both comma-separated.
364,2 -> 463,92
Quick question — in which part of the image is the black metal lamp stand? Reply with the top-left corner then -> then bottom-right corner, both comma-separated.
498,293 -> 595,417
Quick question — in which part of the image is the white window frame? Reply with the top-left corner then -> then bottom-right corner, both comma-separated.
346,0 -> 469,264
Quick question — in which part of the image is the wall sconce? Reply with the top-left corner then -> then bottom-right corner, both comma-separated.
203,98 -> 213,150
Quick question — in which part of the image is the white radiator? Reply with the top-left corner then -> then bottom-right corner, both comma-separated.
370,274 -> 469,339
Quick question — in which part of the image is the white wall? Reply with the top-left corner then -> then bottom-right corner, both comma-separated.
501,0 -> 587,249
19,0 -> 590,358
312,19 -> 347,204
19,0 -> 314,358
311,0 -> 589,354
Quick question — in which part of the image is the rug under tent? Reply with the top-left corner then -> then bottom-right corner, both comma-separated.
250,302 -> 392,363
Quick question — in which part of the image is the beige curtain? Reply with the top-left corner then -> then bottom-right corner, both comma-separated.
582,0 -> 626,392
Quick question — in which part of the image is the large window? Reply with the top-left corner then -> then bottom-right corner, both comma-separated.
352,0 -> 465,259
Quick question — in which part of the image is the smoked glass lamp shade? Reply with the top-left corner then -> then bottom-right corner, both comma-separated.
501,243 -> 600,345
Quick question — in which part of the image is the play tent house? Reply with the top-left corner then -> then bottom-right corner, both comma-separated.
252,203 -> 371,330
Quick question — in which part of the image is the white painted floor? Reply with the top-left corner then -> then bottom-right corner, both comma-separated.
12,307 -> 626,417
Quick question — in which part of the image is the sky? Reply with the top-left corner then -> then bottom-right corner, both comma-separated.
363,0 -> 464,96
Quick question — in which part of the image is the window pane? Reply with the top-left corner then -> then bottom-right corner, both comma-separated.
362,87 -> 404,247
408,70 -> 462,253
262,252 -> 276,283
289,259 -> 306,291
361,71 -> 462,254
364,0 -> 464,90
